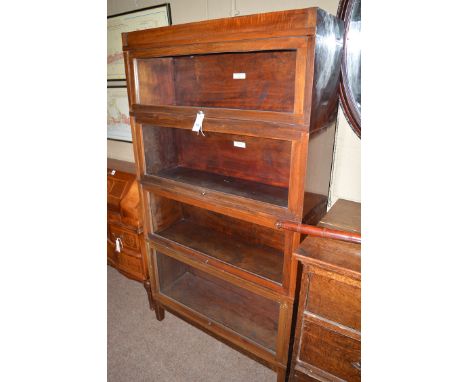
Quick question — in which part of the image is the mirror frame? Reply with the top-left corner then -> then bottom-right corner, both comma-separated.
337,0 -> 361,138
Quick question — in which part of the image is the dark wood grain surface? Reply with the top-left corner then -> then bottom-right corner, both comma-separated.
295,236 -> 361,276
175,129 -> 292,188
123,8 -> 317,49
173,51 -> 296,112
298,318 -> 360,381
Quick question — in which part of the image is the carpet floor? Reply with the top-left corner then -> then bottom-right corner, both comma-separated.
108,266 -> 276,381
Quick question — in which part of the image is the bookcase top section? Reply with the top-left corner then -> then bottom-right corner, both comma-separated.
123,7 -> 322,50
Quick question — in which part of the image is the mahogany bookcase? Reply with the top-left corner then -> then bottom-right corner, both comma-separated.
123,8 -> 343,381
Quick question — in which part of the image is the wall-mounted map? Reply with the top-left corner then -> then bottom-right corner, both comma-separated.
107,87 -> 131,142
107,4 -> 171,80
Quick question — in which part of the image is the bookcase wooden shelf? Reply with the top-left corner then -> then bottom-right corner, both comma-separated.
157,253 -> 279,352
140,124 -> 291,208
124,7 -> 343,381
148,195 -> 285,285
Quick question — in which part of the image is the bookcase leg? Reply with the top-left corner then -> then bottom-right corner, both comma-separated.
143,280 -> 155,311
276,367 -> 287,382
155,304 -> 165,321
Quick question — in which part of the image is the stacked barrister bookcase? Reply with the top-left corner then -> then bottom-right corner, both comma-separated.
123,8 -> 343,381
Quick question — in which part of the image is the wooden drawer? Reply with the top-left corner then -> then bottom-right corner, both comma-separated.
109,225 -> 140,253
298,318 -> 360,382
118,251 -> 144,278
306,270 -> 360,331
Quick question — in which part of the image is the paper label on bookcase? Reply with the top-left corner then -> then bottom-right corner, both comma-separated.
233,141 -> 246,148
233,73 -> 246,79
192,111 -> 205,133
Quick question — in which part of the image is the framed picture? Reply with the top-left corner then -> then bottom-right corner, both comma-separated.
107,4 -> 172,80
107,86 -> 132,142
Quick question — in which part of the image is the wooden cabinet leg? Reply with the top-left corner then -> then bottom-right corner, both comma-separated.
142,279 -> 164,321
276,367 -> 287,382
143,280 -> 155,311
155,304 -> 165,321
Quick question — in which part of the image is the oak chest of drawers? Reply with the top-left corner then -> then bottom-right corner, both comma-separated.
290,200 -> 361,382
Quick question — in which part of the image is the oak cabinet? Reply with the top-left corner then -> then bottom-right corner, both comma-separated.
124,8 -> 343,381
290,200 -> 361,382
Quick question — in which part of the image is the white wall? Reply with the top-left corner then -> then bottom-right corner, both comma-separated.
108,0 -> 361,204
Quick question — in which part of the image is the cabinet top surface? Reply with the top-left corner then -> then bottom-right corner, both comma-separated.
123,7 -> 322,50
294,199 -> 361,277
319,199 -> 361,234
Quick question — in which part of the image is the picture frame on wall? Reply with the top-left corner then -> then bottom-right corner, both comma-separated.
107,86 -> 132,142
107,4 -> 172,81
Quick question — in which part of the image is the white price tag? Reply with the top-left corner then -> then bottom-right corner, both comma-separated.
233,141 -> 246,148
233,73 -> 246,79
192,111 -> 205,134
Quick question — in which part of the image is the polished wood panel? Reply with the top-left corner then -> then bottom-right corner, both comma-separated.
123,8 -> 316,49
299,318 -> 360,382
132,104 -> 307,135
295,233 -> 361,276
137,57 -> 175,106
306,271 -> 361,331
291,370 -> 322,382
117,251 -> 144,279
181,203 -> 284,250
141,124 -> 179,176
173,51 -> 295,112
175,129 -> 292,188
107,170 -> 135,213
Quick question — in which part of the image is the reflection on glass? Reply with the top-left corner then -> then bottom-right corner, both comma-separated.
345,0 -> 361,113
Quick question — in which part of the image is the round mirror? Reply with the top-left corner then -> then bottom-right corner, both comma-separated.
338,0 -> 361,138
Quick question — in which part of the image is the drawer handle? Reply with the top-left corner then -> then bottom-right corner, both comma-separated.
352,361 -> 361,371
